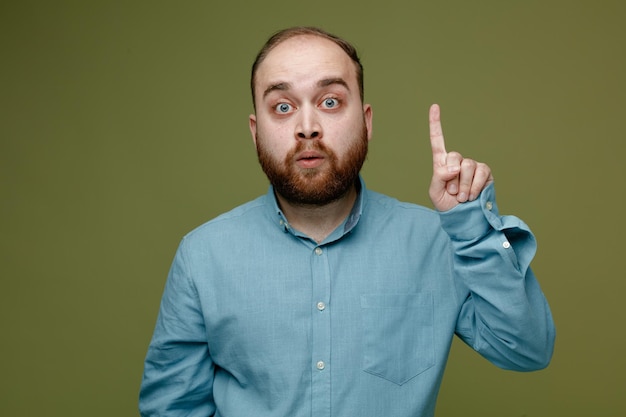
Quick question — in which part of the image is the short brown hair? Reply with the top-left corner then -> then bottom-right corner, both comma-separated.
250,26 -> 364,109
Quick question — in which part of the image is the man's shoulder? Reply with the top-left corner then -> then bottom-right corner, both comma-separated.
364,188 -> 437,218
361,188 -> 445,241
184,194 -> 269,241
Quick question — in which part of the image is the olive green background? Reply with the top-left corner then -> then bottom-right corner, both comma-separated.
1,0 -> 624,415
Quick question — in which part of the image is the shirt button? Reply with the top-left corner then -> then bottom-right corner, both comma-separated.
317,301 -> 326,311
314,247 -> 323,256
316,361 -> 326,370
503,241 -> 511,249
486,201 -> 493,211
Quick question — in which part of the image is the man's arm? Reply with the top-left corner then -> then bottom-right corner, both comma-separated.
427,104 -> 555,369
441,184 -> 555,370
139,238 -> 216,416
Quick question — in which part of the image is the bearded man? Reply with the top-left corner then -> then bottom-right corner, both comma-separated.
139,26 -> 555,417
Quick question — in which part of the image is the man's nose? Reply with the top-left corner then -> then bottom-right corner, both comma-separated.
295,106 -> 322,140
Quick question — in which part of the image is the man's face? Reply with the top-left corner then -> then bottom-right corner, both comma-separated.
249,35 -> 373,206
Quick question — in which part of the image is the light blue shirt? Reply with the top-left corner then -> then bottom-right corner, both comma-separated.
139,178 -> 555,417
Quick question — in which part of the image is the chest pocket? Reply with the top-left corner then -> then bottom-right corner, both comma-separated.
360,292 -> 435,385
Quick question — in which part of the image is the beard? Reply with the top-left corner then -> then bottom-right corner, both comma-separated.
255,124 -> 369,206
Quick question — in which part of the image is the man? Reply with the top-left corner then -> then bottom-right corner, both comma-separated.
139,26 -> 555,417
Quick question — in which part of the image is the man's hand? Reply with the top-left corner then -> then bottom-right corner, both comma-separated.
428,104 -> 494,212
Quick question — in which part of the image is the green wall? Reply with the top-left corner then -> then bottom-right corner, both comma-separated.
2,1 -> 624,415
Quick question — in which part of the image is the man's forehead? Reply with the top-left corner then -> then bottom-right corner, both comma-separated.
255,35 -> 357,89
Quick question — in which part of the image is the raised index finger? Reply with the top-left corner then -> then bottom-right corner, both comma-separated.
429,104 -> 447,165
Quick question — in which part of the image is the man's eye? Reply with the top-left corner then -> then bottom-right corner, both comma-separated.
275,103 -> 292,113
322,98 -> 339,109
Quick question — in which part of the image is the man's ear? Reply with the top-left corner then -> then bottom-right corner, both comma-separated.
249,114 -> 257,146
363,104 -> 373,141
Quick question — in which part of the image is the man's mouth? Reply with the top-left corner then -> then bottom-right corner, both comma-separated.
296,151 -> 325,169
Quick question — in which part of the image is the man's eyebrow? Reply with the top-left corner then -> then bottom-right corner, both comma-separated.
263,82 -> 291,98
318,77 -> 350,90
262,78 -> 350,99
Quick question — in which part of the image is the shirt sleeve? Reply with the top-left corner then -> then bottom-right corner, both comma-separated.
139,238 -> 216,416
438,182 -> 556,371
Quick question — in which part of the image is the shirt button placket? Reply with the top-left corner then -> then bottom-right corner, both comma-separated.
310,245 -> 331,416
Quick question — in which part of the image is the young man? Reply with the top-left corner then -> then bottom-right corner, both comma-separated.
139,27 -> 555,417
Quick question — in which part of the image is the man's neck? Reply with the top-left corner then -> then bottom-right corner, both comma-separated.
276,185 -> 358,244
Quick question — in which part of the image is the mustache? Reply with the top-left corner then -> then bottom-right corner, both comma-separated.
292,139 -> 330,155
255,135 -> 329,152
